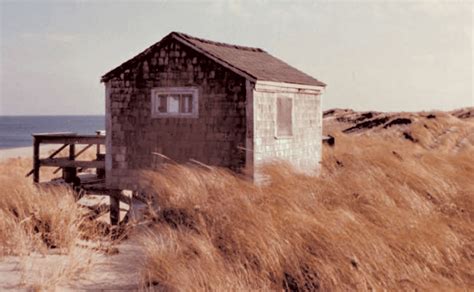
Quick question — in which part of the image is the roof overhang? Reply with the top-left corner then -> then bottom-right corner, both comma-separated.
254,80 -> 326,94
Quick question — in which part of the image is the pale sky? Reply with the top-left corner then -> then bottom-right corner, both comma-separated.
0,0 -> 472,115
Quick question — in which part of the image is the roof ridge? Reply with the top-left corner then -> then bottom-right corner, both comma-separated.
171,31 -> 265,53
171,32 -> 257,81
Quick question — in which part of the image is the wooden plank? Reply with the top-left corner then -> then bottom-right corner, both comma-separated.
33,138 -> 40,183
37,136 -> 105,145
69,144 -> 75,161
48,144 -> 70,158
75,144 -> 93,158
110,190 -> 121,225
77,173 -> 104,185
112,191 -> 132,205
26,143 -> 69,177
255,80 -> 325,92
80,178 -> 105,185
32,132 -> 77,137
63,144 -> 77,183
53,144 -> 94,174
40,158 -> 105,168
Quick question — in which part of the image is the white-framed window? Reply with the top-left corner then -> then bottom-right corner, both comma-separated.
151,87 -> 199,118
275,97 -> 293,137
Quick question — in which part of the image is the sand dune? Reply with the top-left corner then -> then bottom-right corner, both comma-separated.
324,107 -> 474,153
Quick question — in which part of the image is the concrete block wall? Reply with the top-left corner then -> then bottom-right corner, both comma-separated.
105,38 -> 247,189
252,83 -> 322,175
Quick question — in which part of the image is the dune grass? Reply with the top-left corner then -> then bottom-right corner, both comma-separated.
0,160 -> 84,256
0,110 -> 472,290
138,131 -> 474,290
0,155 -> 103,290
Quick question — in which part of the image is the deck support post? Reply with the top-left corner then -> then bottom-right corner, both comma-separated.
95,130 -> 101,156
33,137 -> 40,183
69,143 -> 75,159
63,144 -> 77,183
110,190 -> 120,225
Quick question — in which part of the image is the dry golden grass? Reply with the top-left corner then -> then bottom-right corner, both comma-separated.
0,150 -> 105,290
0,161 -> 83,256
0,144 -> 110,257
138,112 -> 474,291
0,110 -> 472,290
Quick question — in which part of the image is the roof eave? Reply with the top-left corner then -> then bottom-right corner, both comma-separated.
255,80 -> 327,92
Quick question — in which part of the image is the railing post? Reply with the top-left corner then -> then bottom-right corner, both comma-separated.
95,130 -> 101,156
69,143 -> 75,159
96,130 -> 106,179
63,143 -> 77,183
110,190 -> 120,225
33,137 -> 40,183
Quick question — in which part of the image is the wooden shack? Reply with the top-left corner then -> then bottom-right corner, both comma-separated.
101,32 -> 326,189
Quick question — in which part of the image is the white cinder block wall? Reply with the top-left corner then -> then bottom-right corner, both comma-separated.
251,82 -> 323,175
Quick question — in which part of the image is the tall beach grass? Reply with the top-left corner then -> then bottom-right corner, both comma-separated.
138,132 -> 474,290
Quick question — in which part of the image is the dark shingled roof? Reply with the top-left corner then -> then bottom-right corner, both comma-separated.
101,32 -> 326,87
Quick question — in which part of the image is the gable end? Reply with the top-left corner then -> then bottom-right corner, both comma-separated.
101,32 -> 256,83
101,31 -> 326,88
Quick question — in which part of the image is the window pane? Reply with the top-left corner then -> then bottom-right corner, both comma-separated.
186,95 -> 193,113
151,88 -> 198,118
158,95 -> 167,113
276,97 -> 292,136
179,95 -> 185,113
168,95 -> 180,113
180,94 -> 193,113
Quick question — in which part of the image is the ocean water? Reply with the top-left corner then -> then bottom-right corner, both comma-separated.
0,116 -> 105,149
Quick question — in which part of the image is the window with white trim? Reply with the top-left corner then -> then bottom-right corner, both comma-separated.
151,87 -> 199,118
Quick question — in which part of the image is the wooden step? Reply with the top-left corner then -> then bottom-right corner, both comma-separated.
40,158 -> 105,169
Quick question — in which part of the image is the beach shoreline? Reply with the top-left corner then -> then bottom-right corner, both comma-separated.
0,145 -> 58,161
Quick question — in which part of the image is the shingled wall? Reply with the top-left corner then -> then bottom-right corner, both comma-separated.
105,38 -> 247,189
252,83 -> 323,175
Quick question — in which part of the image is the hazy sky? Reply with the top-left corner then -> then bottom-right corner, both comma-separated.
0,0 -> 472,115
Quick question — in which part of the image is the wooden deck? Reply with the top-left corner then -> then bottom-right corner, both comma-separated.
25,131 -> 125,225
27,131 -> 105,183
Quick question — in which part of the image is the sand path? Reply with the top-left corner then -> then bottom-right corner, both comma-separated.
0,235 -> 145,291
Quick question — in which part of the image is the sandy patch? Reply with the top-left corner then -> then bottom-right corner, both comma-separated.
0,233 -> 145,290
0,145 -> 59,162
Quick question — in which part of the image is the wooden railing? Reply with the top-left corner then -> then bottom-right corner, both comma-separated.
26,131 -> 106,183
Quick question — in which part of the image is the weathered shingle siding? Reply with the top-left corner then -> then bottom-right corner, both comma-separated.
252,84 -> 322,175
106,39 -> 247,189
